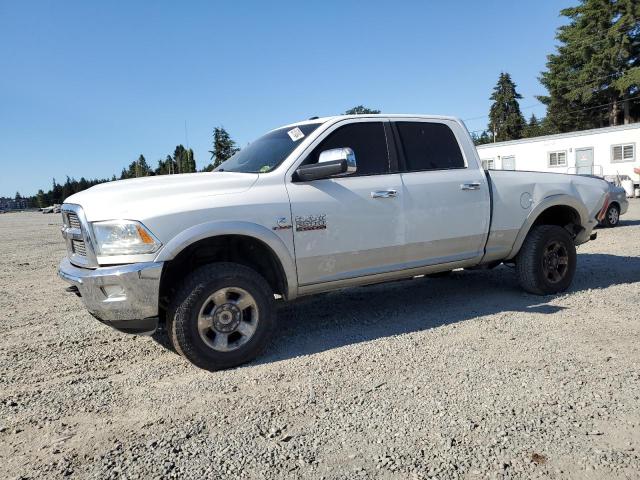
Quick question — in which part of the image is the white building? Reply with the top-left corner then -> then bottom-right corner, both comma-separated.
476,123 -> 639,186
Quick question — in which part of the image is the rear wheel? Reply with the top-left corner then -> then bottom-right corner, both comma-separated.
168,263 -> 276,371
426,270 -> 452,278
516,225 -> 576,295
601,204 -> 620,228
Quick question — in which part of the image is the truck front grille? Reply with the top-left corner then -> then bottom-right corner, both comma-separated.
61,205 -> 96,266
72,239 -> 87,256
67,213 -> 81,229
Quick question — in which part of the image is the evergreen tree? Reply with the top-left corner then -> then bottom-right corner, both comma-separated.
206,127 -> 239,170
35,189 -> 47,208
539,0 -> 640,131
523,114 -> 542,138
344,105 -> 381,115
471,130 -> 493,146
488,72 -> 526,142
121,154 -> 152,179
185,148 -> 196,173
135,154 -> 152,177
155,155 -> 177,175
51,179 -> 63,204
172,145 -> 196,173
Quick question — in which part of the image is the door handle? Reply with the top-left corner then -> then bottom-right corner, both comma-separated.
371,189 -> 398,199
460,182 -> 481,191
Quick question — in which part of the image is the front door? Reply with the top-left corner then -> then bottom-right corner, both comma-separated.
393,120 -> 491,266
286,120 -> 404,286
575,147 -> 594,175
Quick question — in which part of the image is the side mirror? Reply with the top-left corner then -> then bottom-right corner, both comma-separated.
295,148 -> 357,182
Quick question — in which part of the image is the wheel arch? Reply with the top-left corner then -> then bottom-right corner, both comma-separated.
155,221 -> 298,306
507,194 -> 588,260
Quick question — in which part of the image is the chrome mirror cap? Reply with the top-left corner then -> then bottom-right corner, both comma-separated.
318,147 -> 357,174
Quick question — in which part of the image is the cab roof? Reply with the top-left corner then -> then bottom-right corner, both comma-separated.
280,114 -> 462,129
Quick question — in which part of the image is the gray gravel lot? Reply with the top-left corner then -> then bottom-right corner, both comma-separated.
1,202 -> 639,479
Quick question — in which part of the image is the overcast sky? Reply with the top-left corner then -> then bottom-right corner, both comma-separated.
0,0 -> 571,197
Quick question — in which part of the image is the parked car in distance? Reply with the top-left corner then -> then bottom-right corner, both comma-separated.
581,175 -> 629,227
600,182 -> 629,227
58,114 -> 611,370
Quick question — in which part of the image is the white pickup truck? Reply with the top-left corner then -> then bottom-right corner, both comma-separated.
59,114 -> 611,370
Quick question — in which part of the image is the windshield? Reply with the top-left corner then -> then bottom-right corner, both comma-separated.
215,123 -> 322,173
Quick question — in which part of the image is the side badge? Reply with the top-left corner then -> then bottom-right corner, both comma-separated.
273,217 -> 292,231
295,214 -> 327,232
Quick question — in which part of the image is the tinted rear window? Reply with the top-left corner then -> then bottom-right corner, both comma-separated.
396,122 -> 465,171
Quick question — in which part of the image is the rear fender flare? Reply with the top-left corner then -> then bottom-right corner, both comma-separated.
507,194 -> 589,260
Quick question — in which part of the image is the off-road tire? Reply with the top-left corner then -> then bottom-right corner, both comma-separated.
601,204 -> 620,228
515,225 -> 576,295
426,270 -> 452,278
168,263 -> 276,371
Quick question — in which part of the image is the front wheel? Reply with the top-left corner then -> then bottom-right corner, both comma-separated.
168,263 -> 276,371
515,225 -> 577,295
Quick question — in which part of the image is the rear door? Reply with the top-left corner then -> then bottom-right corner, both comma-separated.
392,119 -> 490,266
286,119 -> 404,286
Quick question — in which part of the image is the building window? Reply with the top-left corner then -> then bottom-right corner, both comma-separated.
501,155 -> 516,170
548,150 -> 567,167
611,143 -> 635,163
481,158 -> 495,169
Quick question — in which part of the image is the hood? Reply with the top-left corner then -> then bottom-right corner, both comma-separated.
65,172 -> 259,221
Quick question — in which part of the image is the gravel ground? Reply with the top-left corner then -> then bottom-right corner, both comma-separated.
1,202 -> 639,479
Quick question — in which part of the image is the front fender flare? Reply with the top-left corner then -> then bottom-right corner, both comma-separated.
154,220 -> 298,299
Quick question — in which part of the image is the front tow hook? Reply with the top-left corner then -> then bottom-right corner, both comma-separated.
65,285 -> 82,297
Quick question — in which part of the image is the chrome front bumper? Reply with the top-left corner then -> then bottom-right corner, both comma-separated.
58,257 -> 163,334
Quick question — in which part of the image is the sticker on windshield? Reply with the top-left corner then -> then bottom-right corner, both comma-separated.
287,127 -> 305,142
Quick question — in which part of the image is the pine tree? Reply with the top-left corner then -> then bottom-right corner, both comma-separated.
539,0 -> 640,131
471,130 -> 493,146
35,189 -> 47,208
155,155 -> 177,175
171,145 -> 196,173
186,148 -> 196,173
206,127 -> 239,170
523,114 -> 542,138
488,73 -> 526,141
121,154 -> 152,179
344,105 -> 381,115
135,154 -> 152,177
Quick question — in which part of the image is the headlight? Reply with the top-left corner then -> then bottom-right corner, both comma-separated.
92,220 -> 161,255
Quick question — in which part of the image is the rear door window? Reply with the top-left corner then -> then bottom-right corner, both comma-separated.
395,122 -> 465,172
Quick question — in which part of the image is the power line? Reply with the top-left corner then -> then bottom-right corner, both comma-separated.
464,71 -> 631,123
466,94 -> 640,135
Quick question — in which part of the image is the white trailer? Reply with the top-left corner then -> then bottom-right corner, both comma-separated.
476,123 -> 640,187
